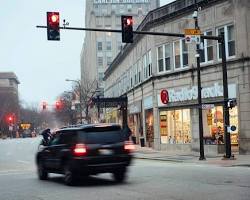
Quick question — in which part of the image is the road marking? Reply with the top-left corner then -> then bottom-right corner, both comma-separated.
17,160 -> 31,164
0,169 -> 34,176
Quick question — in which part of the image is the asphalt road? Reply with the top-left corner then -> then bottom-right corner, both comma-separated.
0,137 -> 250,200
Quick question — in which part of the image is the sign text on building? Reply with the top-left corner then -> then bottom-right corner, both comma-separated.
158,83 -> 236,106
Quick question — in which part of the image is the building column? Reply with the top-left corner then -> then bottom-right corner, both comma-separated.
239,63 -> 250,154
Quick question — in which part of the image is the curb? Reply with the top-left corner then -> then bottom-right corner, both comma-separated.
134,156 -> 184,163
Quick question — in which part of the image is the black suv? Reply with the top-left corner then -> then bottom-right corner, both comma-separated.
36,123 -> 134,185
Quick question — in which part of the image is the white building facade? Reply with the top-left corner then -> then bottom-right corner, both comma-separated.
104,0 -> 250,155
80,0 -> 160,91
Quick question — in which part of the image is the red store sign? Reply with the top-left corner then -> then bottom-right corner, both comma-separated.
160,90 -> 169,104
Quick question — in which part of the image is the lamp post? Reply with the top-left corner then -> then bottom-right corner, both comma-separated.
65,79 -> 83,124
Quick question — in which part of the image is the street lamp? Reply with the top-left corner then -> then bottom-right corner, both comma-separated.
65,79 -> 83,124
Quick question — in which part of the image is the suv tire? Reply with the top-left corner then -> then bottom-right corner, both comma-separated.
64,162 -> 76,186
113,168 -> 126,183
37,160 -> 48,180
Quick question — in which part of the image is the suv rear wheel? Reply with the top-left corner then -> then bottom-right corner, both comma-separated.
64,162 -> 76,186
37,160 -> 48,180
113,168 -> 126,182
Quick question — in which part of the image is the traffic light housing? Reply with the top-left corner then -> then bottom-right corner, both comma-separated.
121,16 -> 133,43
227,99 -> 237,109
47,12 -> 60,41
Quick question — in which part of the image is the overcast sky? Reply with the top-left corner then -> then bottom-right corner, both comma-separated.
0,0 -> 174,108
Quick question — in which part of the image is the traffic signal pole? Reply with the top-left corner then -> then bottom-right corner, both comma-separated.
193,5 -> 205,160
220,32 -> 233,159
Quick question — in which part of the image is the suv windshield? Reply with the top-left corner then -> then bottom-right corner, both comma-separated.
78,126 -> 124,144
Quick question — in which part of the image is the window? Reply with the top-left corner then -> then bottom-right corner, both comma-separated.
160,109 -> 191,144
106,41 -> 112,51
59,132 -> 77,144
182,40 -> 188,66
134,63 -> 138,85
111,4 -> 116,11
138,59 -> 142,83
127,4 -> 132,12
200,31 -> 214,63
98,72 -> 104,81
217,24 -> 235,59
165,44 -> 171,71
130,67 -> 133,88
227,25 -> 235,57
120,4 -> 125,14
97,42 -> 102,51
107,56 -> 112,66
158,44 -> 171,73
105,25 -> 111,36
97,56 -> 103,66
148,50 -> 152,77
143,53 -> 148,79
173,39 -> 188,69
174,41 -> 180,69
157,46 -> 164,72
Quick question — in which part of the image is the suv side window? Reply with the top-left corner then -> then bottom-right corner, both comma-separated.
49,133 -> 61,146
58,131 -> 77,145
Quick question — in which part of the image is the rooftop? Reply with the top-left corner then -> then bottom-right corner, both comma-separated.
0,72 -> 20,84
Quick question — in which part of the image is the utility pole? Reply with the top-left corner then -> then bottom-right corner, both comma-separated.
194,1 -> 205,160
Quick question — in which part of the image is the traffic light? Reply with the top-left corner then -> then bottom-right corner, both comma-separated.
55,101 -> 61,110
227,99 -> 237,109
42,102 -> 47,110
121,16 -> 133,43
8,116 -> 13,124
47,12 -> 60,41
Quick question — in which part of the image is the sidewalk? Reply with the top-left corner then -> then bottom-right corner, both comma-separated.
134,145 -> 250,167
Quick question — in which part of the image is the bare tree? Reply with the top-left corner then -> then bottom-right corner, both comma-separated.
54,91 -> 77,125
72,77 -> 98,123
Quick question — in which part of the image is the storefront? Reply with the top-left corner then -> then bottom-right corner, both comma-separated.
128,100 -> 142,144
157,82 -> 238,155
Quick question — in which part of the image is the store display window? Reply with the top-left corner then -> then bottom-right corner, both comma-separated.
202,105 -> 238,145
160,109 -> 191,144
145,109 -> 154,147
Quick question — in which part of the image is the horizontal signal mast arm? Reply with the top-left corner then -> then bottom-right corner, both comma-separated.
36,25 -> 221,40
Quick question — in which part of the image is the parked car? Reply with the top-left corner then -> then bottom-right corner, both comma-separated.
36,123 -> 134,185
22,129 -> 32,138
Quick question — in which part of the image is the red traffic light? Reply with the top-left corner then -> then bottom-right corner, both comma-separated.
121,16 -> 133,43
55,101 -> 61,110
47,12 -> 59,27
6,115 -> 14,124
51,14 -> 59,23
126,18 -> 133,26
47,12 -> 60,41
